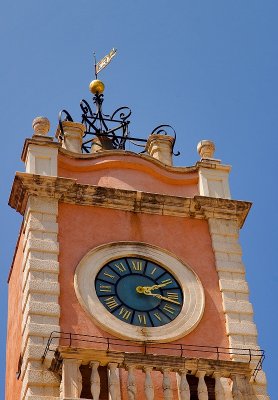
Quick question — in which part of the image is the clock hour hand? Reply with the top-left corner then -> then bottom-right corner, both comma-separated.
136,281 -> 172,294
142,291 -> 180,305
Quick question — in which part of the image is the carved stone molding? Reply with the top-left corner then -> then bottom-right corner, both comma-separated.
9,172 -> 251,228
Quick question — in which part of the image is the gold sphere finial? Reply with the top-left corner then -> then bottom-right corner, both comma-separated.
89,79 -> 105,94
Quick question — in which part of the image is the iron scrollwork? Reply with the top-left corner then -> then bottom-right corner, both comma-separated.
58,92 -> 180,156
150,124 -> 180,156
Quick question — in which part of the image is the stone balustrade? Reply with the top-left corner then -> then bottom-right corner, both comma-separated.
53,347 -> 258,400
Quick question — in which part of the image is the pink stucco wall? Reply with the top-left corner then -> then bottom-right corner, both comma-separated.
58,152 -> 199,197
6,232 -> 23,400
58,204 -> 228,352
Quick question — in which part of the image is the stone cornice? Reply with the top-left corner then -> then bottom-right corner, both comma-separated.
56,347 -> 252,377
9,172 -> 251,228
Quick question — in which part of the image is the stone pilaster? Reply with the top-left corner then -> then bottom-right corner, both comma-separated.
208,218 -> 269,400
20,196 -> 60,400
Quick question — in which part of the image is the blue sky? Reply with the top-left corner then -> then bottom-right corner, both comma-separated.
1,1 -> 277,398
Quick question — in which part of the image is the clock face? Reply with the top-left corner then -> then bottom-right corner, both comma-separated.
75,242 -> 205,342
95,257 -> 183,327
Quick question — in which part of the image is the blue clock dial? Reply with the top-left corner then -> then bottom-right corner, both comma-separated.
95,257 -> 183,327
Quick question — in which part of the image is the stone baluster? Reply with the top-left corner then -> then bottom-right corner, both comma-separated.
144,367 -> 154,400
162,368 -> 173,400
61,359 -> 82,398
231,375 -> 244,400
178,369 -> 190,400
90,361 -> 100,400
196,371 -> 208,400
127,365 -> 137,400
109,363 -> 121,400
213,372 -> 225,400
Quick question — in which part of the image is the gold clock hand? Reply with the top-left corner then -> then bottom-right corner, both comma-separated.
142,290 -> 181,305
136,281 -> 172,294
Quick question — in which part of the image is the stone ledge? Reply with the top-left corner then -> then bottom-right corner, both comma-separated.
9,172 -> 252,228
57,346 -> 252,377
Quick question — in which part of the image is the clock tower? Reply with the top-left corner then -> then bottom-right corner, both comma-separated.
6,76 -> 269,400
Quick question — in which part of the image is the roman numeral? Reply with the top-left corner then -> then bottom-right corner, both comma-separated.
119,307 -> 132,320
99,285 -> 112,292
154,312 -> 162,321
131,260 -> 143,271
113,262 -> 126,272
166,292 -> 179,301
103,271 -> 115,280
104,297 -> 119,310
137,314 -> 147,325
161,278 -> 173,285
150,267 -> 157,275
163,304 -> 175,314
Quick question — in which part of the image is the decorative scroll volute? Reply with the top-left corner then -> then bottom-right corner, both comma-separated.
162,368 -> 173,400
90,361 -> 100,400
231,374 -> 244,400
144,366 -> 154,400
127,365 -> 137,400
213,372 -> 225,400
178,369 -> 190,400
196,370 -> 208,400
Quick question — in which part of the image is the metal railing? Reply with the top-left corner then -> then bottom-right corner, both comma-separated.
42,331 -> 264,378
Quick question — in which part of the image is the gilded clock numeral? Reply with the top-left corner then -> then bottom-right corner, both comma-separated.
99,285 -> 112,292
150,267 -> 157,275
104,296 -> 119,310
161,278 -> 173,285
104,271 -> 115,280
131,260 -> 143,271
113,262 -> 126,273
165,292 -> 179,301
119,307 -> 132,320
163,303 -> 175,314
154,312 -> 162,321
137,314 -> 147,325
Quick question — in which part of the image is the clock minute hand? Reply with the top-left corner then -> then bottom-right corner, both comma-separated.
142,290 -> 181,305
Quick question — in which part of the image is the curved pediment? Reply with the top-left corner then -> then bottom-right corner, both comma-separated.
58,149 -> 199,197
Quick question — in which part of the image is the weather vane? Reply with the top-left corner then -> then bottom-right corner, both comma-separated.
94,48 -> 117,79
58,49 -> 179,155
